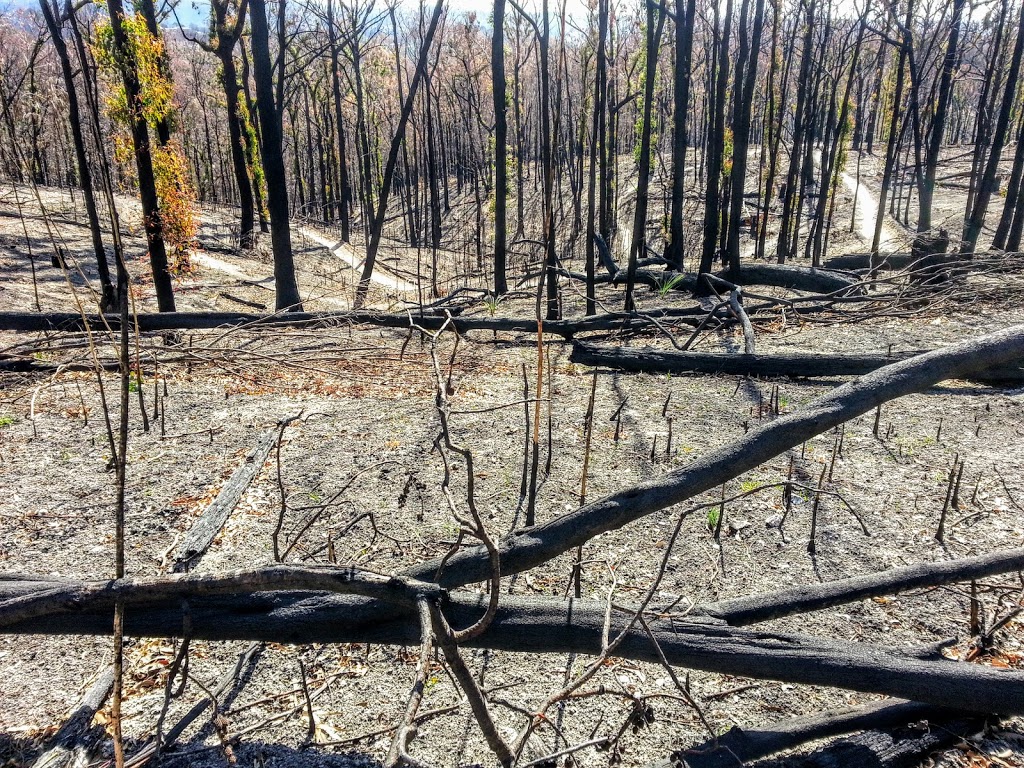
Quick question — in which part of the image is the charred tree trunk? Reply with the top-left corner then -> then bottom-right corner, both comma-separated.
248,0 -> 302,310
493,0 -> 509,295
105,0 -> 176,312
962,0 -> 1024,254
354,0 -> 445,308
918,0 -> 964,236
664,0 -> 696,270
698,0 -> 733,279
584,0 -> 609,315
724,0 -> 766,277
623,0 -> 666,310
38,0 -> 114,310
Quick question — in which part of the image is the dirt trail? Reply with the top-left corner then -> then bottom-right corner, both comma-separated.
828,151 -> 905,252
298,225 -> 417,292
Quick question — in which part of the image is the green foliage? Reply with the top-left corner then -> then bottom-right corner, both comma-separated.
722,127 -> 734,178
95,7 -> 198,265
656,273 -> 686,297
95,13 -> 175,129
0,415 -> 15,428
706,507 -> 720,530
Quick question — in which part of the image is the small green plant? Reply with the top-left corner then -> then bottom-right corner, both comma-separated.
656,273 -> 687,297
128,372 -> 141,393
740,480 -> 759,494
0,415 -> 14,428
706,507 -> 721,530
483,295 -> 500,316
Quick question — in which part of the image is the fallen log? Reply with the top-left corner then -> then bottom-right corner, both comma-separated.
568,342 -> 1024,384
31,665 -> 114,768
0,309 -> 712,339
699,547 -> 1024,626
654,699 -> 960,768
172,422 -> 287,572
2,586 -> 1023,714
605,264 -> 862,296
823,253 -> 915,271
404,325 -> 1024,591
748,714 -> 987,768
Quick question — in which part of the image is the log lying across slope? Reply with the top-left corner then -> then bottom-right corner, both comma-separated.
0,308 -> 711,339
3,583 -> 1024,714
570,341 -> 1024,383
3,327 -> 1024,722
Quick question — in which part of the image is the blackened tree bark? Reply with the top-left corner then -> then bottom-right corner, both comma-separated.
539,0 -> 560,320
493,0 -> 509,296
870,3 -> 911,270
918,0 -> 964,235
354,0 -> 445,309
962,0 -> 1024,254
964,0 -> 1009,221
38,0 -> 114,310
664,0 -> 697,271
724,0 -> 766,277
776,0 -> 816,264
584,0 -> 608,315
201,0 -> 257,248
249,0 -> 302,310
698,0 -> 733,278
106,0 -> 176,311
328,0 -> 352,241
624,0 -> 666,310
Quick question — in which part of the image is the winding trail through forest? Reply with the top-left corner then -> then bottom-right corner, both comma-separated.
298,225 -> 417,292
824,150 -> 904,252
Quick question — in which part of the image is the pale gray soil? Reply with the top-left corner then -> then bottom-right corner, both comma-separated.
1,157 -> 1023,768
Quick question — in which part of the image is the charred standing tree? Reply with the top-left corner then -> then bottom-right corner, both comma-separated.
698,0 -> 733,279
962,0 -> 1024,255
389,4 -> 417,249
354,0 -> 445,309
664,0 -> 697,271
105,0 -> 176,312
809,13 -> 868,266
918,0 -> 964,236
776,0 -> 816,265
327,0 -> 352,241
584,0 -> 609,315
993,110 -> 1024,250
249,0 -> 303,310
870,3 -> 911,270
538,0 -> 560,320
200,0 -> 257,249
38,0 -> 114,310
964,0 -> 1009,222
724,0 -> 765,277
493,0 -> 509,296
623,0 -> 665,310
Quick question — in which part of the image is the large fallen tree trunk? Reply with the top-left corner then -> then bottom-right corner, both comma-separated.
0,308 -> 712,340
747,714 -> 987,768
2,584 -> 1024,714
700,546 -> 1024,625
606,265 -> 862,296
655,699 -> 962,768
398,325 -> 1024,595
569,341 -> 1024,384
31,665 -> 114,768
